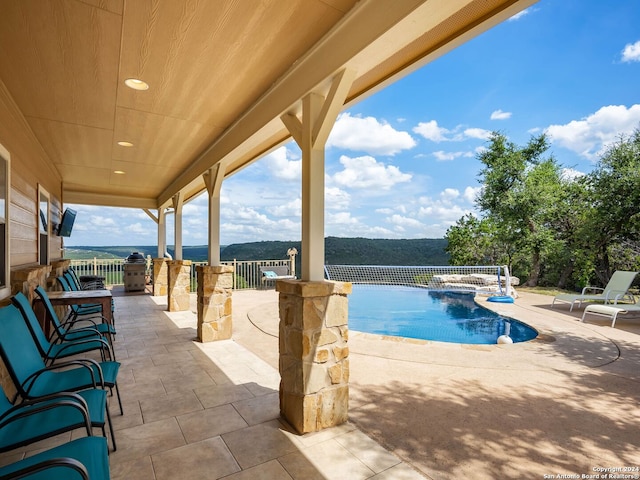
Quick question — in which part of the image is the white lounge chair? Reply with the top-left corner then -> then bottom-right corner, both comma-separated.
581,300 -> 640,328
551,271 -> 637,312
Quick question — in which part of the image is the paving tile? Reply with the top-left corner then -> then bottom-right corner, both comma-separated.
109,417 -> 186,464
152,437 -> 240,480
232,391 -> 280,425
119,378 -> 167,402
369,463 -> 427,479
151,350 -> 195,366
278,438 -> 374,480
334,429 -> 401,473
140,390 -> 203,423
110,456 -> 155,480
223,459 -> 294,480
222,420 -> 299,469
160,368 -> 216,394
177,404 -> 248,444
194,383 -> 254,409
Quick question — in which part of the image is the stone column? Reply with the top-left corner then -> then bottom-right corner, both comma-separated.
277,279 -> 351,434
196,265 -> 233,342
152,258 -> 169,296
167,260 -> 191,312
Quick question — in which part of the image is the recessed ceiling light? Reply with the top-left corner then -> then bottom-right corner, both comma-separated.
113,170 -> 126,175
124,78 -> 149,90
117,141 -> 133,147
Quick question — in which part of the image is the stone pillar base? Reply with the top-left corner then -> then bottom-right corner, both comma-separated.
277,279 -> 352,434
152,258 -> 169,296
167,260 -> 191,312
197,265 -> 233,342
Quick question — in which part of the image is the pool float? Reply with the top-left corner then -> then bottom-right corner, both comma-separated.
487,295 -> 514,303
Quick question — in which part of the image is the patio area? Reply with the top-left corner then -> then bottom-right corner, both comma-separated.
1,287 -> 638,479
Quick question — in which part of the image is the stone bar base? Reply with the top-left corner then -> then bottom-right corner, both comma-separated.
167,260 -> 191,312
196,265 -> 233,342
277,279 -> 352,434
152,258 -> 169,296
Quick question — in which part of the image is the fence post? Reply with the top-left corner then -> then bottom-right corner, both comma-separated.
233,259 -> 237,290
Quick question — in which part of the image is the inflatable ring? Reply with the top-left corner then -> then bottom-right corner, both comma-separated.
487,295 -> 514,303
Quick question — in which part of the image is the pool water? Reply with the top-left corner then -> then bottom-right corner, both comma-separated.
348,285 -> 537,344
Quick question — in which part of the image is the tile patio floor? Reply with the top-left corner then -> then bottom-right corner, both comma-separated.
0,288 -> 423,480
1,286 -> 639,479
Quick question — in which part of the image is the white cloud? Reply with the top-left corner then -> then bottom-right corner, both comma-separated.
561,168 -> 585,181
269,198 -> 301,217
413,120 -> 491,142
413,120 -> 450,142
375,208 -> 394,215
433,150 -> 463,161
463,128 -> 492,140
331,155 -> 412,190
326,211 -> 359,225
545,104 -> 640,159
387,214 -> 424,229
508,8 -> 530,21
621,40 -> 640,63
432,150 -> 474,161
325,187 -> 351,210
440,188 -> 460,201
490,109 -> 512,120
328,113 -> 416,155
263,146 -> 301,181
463,186 -> 481,203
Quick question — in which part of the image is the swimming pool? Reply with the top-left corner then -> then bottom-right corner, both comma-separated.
348,285 -> 537,344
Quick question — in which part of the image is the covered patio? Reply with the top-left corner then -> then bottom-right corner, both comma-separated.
2,288 -> 637,479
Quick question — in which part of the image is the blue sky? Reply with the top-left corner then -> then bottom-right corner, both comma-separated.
68,0 -> 640,248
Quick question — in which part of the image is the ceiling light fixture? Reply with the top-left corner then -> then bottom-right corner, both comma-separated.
124,78 -> 149,90
113,170 -> 126,175
117,141 -> 133,147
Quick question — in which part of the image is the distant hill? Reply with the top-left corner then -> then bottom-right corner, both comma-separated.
65,237 -> 449,266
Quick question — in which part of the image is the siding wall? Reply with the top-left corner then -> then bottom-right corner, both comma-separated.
0,78 -> 63,296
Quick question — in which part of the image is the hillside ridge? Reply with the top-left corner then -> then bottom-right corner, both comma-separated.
65,237 -> 449,266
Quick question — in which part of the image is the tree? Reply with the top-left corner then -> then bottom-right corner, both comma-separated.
581,129 -> 640,283
475,133 -> 564,286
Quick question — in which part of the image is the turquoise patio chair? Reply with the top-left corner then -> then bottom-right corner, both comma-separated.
57,274 -> 115,325
12,292 -> 114,364
34,286 -> 116,356
0,303 -> 123,418
0,387 -> 92,453
0,436 -> 109,480
68,266 -> 106,290
10,293 -> 122,415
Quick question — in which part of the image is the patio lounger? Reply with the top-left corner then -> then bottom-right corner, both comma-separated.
12,292 -> 114,364
551,271 -> 637,311
0,303 -> 120,448
581,300 -> 640,328
0,436 -> 109,479
259,266 -> 294,289
34,285 -> 116,354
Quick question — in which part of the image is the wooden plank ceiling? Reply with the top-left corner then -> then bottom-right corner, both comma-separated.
0,0 -> 533,209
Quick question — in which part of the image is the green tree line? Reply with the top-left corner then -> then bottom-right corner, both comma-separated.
445,129 -> 640,290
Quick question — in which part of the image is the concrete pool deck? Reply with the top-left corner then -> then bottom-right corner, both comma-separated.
235,289 -> 640,479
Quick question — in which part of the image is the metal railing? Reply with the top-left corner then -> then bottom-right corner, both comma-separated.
67,257 -> 294,291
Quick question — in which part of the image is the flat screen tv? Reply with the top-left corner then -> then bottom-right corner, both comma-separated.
57,208 -> 77,237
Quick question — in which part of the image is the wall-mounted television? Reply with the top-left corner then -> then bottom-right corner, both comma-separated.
57,208 -> 77,237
